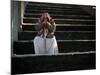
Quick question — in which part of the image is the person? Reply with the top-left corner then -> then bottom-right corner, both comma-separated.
33,11 -> 58,55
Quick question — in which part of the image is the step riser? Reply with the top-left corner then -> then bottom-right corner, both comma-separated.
23,19 -> 95,24
24,11 -> 89,15
13,41 -> 95,54
25,8 -> 85,13
13,42 -> 34,54
26,4 -> 80,8
12,53 -> 95,74
22,25 -> 95,31
24,14 -> 94,19
26,2 -> 89,7
26,5 -> 81,10
25,8 -> 84,13
18,32 -> 95,40
58,41 -> 95,53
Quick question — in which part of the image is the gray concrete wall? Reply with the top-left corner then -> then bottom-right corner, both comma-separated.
11,1 -> 22,54
11,0 -> 21,41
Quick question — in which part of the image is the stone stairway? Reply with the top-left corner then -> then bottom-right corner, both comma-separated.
13,2 -> 95,54
12,2 -> 96,74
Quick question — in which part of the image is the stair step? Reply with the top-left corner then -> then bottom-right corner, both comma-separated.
26,2 -> 80,9
13,51 -> 95,56
24,14 -> 94,19
25,5 -> 82,11
18,31 -> 95,40
22,25 -> 95,31
25,7 -> 84,13
23,18 -> 95,24
25,3 -> 90,15
24,9 -> 89,15
13,41 -> 95,54
25,7 -> 86,13
26,2 -> 95,7
12,52 -> 95,74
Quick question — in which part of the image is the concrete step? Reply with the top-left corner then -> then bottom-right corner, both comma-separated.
25,2 -> 90,16
25,6 -> 82,11
26,2 -> 81,9
24,14 -> 95,19
25,7 -> 86,13
18,31 -> 95,40
22,25 -> 95,31
23,18 -> 95,24
26,1 -> 95,7
12,52 -> 95,74
24,9 -> 89,15
13,41 -> 95,54
25,7 -> 84,12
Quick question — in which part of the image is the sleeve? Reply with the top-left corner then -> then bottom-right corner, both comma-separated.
47,20 -> 56,33
34,22 -> 42,31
